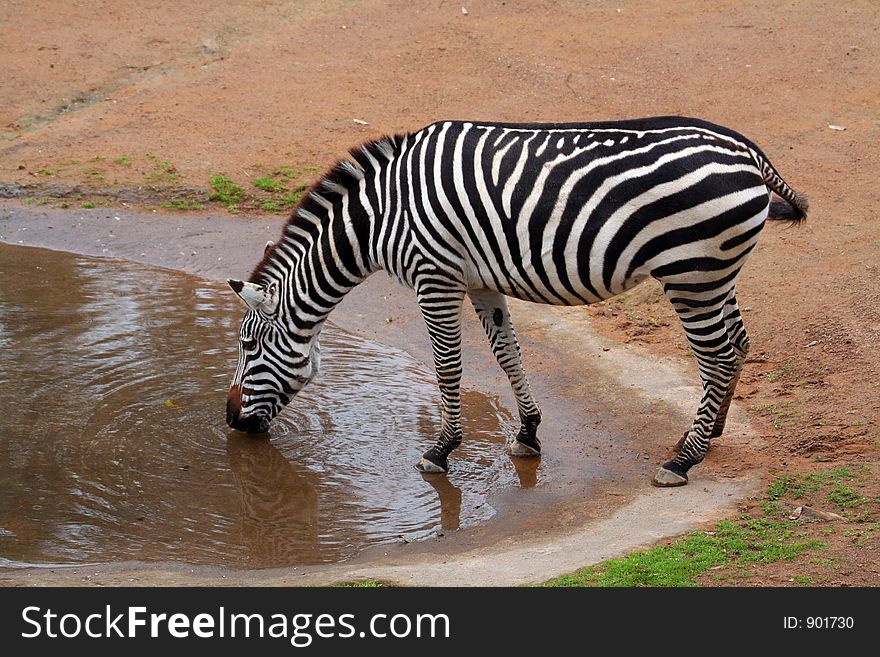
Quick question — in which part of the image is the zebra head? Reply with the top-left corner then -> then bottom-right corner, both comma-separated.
225,277 -> 320,434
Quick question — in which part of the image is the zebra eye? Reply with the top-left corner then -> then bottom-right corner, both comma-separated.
241,338 -> 258,351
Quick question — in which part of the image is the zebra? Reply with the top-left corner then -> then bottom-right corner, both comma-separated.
225,116 -> 808,487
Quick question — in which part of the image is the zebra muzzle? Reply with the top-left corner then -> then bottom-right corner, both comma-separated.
226,409 -> 271,434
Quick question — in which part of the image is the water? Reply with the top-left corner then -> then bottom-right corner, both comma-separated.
0,244 -> 522,569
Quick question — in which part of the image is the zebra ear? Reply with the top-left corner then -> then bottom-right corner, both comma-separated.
264,240 -> 274,254
227,279 -> 279,314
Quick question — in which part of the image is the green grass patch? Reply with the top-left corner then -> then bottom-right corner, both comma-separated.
144,159 -> 180,185
766,475 -> 819,501
209,174 -> 244,211
257,176 -> 309,213
161,198 -> 204,211
766,466 -> 875,522
545,518 -> 823,587
273,164 -> 318,180
80,199 -> 111,209
273,164 -> 296,179
762,500 -> 781,515
827,484 -> 869,509
801,466 -> 862,486
253,175 -> 286,193
766,360 -> 795,383
335,580 -> 385,588
112,156 -> 132,166
751,402 -> 796,429
203,164 -> 315,213
144,172 -> 178,184
283,185 -> 308,206
543,471 -> 868,587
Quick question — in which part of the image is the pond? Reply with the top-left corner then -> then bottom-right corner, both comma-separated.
0,244 -> 523,569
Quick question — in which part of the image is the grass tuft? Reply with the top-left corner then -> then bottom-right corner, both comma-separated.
208,174 -> 244,210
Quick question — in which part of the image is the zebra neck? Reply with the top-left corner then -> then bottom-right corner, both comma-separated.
364,145 -> 421,289
253,134 -> 408,328
274,189 -> 377,333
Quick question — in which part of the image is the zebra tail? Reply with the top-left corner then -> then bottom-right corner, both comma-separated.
750,149 -> 809,224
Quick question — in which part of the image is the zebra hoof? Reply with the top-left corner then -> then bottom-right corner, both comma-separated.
508,439 -> 540,457
416,457 -> 448,474
652,467 -> 688,487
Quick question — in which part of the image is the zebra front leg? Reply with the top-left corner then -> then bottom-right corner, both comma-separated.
417,288 -> 466,474
655,303 -> 739,487
469,288 -> 542,456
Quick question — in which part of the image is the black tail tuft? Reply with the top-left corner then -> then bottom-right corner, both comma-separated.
768,194 -> 808,225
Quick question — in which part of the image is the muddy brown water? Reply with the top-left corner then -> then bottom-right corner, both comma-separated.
0,244 -> 533,569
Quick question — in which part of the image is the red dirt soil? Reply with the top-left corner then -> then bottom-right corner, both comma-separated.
1,0 -> 878,585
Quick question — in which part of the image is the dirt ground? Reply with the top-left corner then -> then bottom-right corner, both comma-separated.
1,0 -> 878,585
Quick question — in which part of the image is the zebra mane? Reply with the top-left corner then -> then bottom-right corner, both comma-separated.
249,133 -> 408,284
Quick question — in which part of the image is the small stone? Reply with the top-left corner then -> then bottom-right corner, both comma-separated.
828,124 -> 847,131
792,505 -> 845,521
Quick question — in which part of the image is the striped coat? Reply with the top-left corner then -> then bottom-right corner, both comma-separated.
227,116 -> 807,487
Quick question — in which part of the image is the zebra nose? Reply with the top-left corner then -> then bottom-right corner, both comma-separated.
226,404 -> 238,428
226,385 -> 242,428
229,413 -> 270,434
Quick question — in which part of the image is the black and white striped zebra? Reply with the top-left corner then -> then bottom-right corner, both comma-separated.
226,116 -> 808,487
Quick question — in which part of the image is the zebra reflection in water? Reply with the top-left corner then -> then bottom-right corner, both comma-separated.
226,434 -> 321,565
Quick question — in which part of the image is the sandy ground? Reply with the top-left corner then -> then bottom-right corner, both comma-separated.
1,0 -> 878,585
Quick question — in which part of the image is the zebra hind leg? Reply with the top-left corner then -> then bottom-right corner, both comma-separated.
469,289 -> 542,456
673,294 -> 751,450
654,297 -> 740,487
710,294 -> 750,438
416,288 -> 466,474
